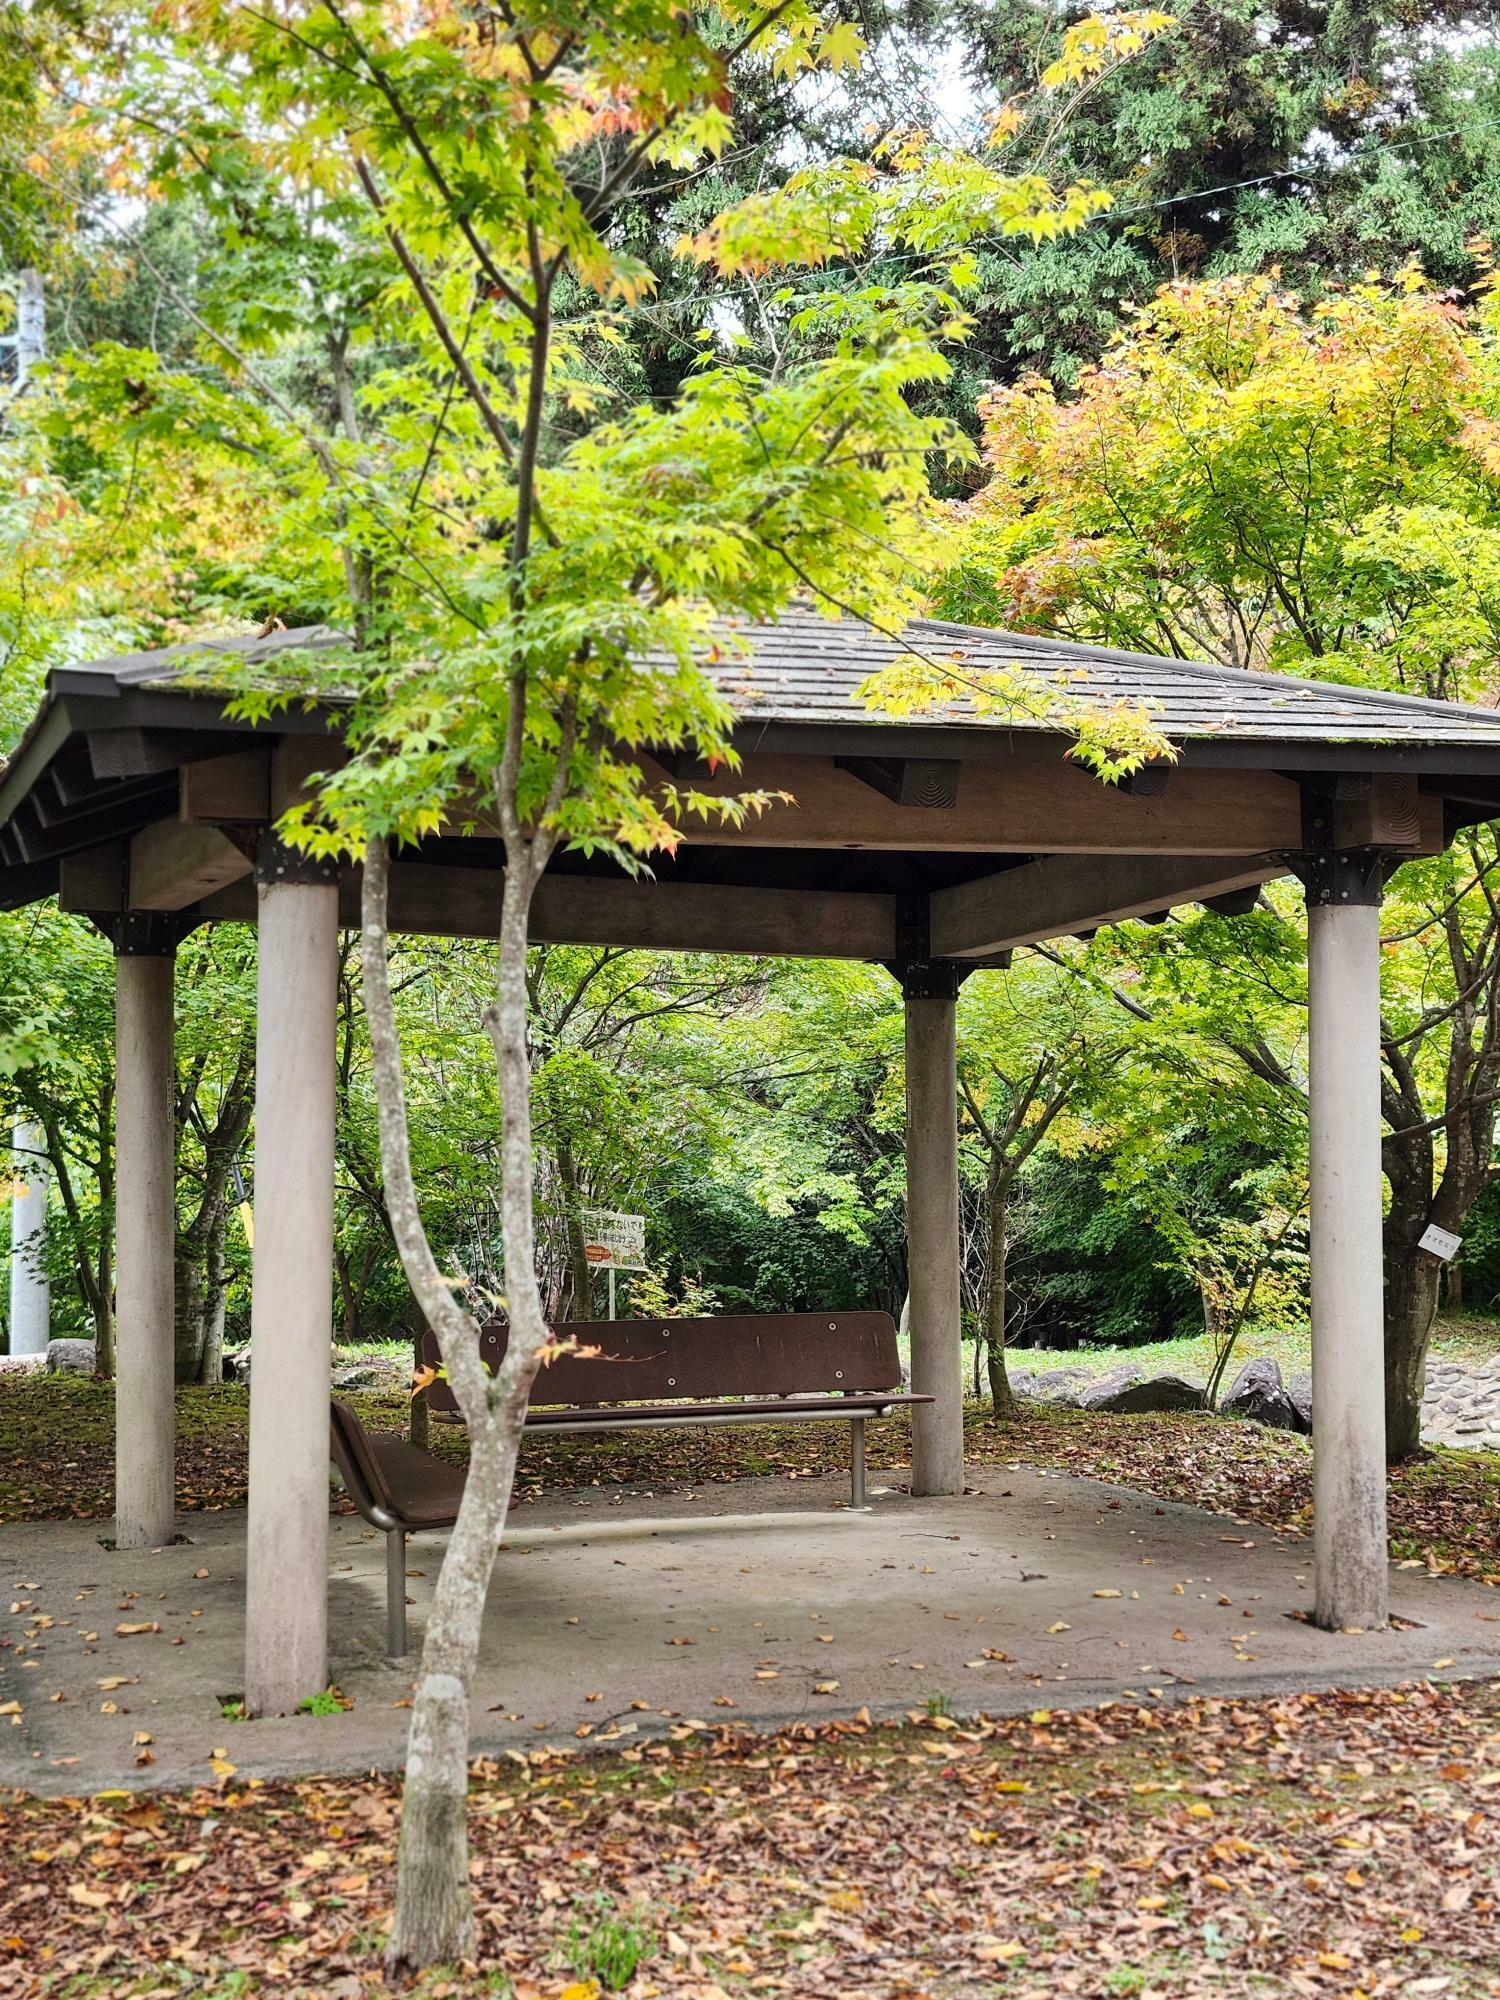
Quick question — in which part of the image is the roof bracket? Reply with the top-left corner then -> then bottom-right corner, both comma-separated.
835,756 -> 959,808
1120,761 -> 1172,798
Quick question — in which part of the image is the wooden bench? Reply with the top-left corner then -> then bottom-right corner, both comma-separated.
420,1311 -> 926,1515
329,1399 -> 465,1657
336,1312 -> 926,1656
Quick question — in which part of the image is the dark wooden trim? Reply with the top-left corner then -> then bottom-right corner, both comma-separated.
930,855 -> 1287,957
202,860 -> 899,960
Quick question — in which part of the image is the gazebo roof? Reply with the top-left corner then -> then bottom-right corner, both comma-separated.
20,603 -> 1500,748
6,607 -> 1500,959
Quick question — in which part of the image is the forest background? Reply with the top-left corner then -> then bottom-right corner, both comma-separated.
7,0 -> 1500,1451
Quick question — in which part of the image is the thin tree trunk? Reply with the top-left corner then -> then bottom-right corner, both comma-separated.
984,1166 -> 1014,1415
555,1135 -> 592,1320
201,1204 -> 228,1384
409,1321 -> 430,1451
1444,1258 -> 1463,1314
95,1085 -> 115,1376
362,836 -> 551,1975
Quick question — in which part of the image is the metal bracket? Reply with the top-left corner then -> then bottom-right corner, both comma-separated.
1291,786 -> 1387,907
255,832 -> 341,888
88,911 -> 202,957
1292,848 -> 1387,907
893,959 -> 968,1000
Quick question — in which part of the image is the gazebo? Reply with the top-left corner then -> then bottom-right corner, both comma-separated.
6,605 -> 1500,1716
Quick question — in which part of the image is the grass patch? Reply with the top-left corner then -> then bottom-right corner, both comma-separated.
1005,1309 -> 1500,1390
561,1894 -> 653,1990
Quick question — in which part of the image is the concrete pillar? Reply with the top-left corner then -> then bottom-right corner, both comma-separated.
114,947 -> 178,1550
903,966 -> 965,1497
245,843 -> 339,1715
8,1119 -> 50,1355
1306,864 -> 1389,1632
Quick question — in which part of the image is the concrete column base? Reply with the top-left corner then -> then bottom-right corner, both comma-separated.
114,953 -> 177,1551
244,868 -> 339,1715
1307,891 -> 1389,1633
904,979 -> 965,1497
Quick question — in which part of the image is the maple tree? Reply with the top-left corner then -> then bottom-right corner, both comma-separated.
945,270 -> 1500,1460
1,0 -> 1180,1967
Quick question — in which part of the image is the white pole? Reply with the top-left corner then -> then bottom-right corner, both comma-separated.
114,949 -> 178,1550
607,1265 -> 616,1321
245,854 -> 339,1715
1307,888 -> 1389,1632
8,1119 -> 50,1356
904,972 -> 965,1497
15,270 -> 45,388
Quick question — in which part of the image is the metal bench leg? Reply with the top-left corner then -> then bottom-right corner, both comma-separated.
850,1418 -> 867,1508
386,1528 -> 408,1657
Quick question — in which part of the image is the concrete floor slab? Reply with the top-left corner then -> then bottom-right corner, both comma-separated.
4,1465 -> 1500,1797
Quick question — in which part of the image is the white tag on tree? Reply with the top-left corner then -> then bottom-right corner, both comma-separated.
1418,1222 -> 1462,1262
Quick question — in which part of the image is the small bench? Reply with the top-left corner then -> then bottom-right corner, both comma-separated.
337,1312 -> 927,1656
420,1310 -> 926,1516
329,1399 -> 465,1657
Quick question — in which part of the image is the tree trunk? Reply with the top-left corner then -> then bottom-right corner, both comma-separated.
1383,1215 -> 1441,1462
556,1136 -> 592,1320
174,1229 -> 208,1384
362,834 -> 552,1976
201,1204 -> 228,1384
409,1321 -> 430,1451
983,1166 -> 1014,1415
1444,1258 -> 1463,1314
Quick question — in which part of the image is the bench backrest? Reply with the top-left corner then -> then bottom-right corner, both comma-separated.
330,1397 -> 395,1521
419,1310 -> 901,1416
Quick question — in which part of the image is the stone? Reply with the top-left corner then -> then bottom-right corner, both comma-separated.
1287,1371 -> 1313,1434
1220,1356 -> 1302,1432
223,1348 -> 249,1384
1094,1372 -> 1205,1414
46,1338 -> 96,1376
332,1363 -> 381,1391
1076,1365 -> 1144,1411
1020,1368 -> 1092,1407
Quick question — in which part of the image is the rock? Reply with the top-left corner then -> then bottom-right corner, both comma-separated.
332,1363 -> 381,1391
46,1337 -> 96,1376
223,1348 -> 249,1383
1287,1371 -> 1313,1434
1220,1356 -> 1302,1432
1019,1368 -> 1092,1407
1076,1365 -> 1143,1411
1089,1372 -> 1205,1414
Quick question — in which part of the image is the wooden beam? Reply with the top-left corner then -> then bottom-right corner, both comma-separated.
202,860 -> 897,960
833,756 -> 960,809
180,748 -> 270,825
58,842 -> 128,913
130,820 -> 254,911
930,855 -> 1287,958
1329,775 -> 1443,854
642,753 -> 1306,855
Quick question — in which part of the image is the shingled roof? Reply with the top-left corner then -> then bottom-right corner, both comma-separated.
30,603 -> 1500,750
